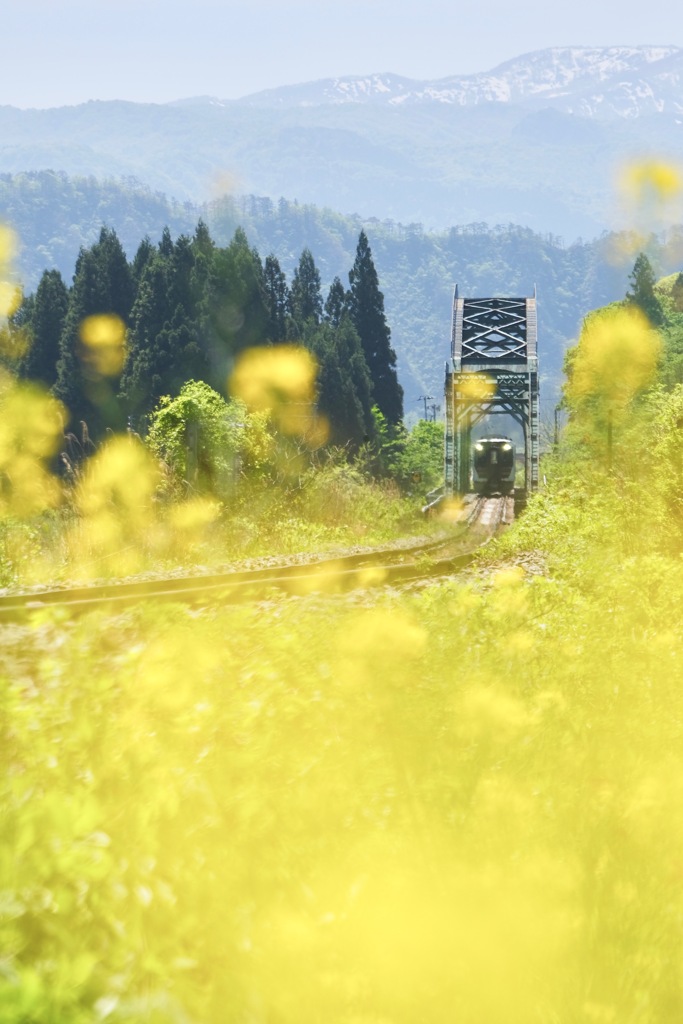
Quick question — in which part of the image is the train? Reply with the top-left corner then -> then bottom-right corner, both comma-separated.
472,436 -> 516,494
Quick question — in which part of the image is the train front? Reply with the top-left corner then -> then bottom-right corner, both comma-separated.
472,437 -> 516,494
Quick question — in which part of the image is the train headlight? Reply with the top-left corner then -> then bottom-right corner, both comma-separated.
502,443 -> 512,451
474,443 -> 484,452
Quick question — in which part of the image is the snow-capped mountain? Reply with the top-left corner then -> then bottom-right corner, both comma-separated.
4,45 -> 683,244
236,46 -> 683,118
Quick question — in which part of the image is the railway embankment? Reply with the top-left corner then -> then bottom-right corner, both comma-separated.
9,373 -> 683,1018
6,448 -> 683,1019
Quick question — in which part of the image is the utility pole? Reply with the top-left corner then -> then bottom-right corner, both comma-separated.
429,402 -> 441,422
417,395 -> 433,420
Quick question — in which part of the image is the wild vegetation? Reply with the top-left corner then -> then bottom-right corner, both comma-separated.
5,167 -> 683,1020
5,265 -> 683,1021
0,219 -> 444,589
9,221 -> 402,439
8,170 -> 683,406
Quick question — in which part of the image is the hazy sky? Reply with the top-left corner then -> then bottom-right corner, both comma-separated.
3,0 -> 681,108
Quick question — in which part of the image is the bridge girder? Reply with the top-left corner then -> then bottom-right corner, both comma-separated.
444,289 -> 540,495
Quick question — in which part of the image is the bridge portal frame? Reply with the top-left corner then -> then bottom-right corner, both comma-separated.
444,288 -> 539,496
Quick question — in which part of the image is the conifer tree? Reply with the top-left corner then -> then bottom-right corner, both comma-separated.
132,236 -> 155,287
671,272 -> 683,313
54,229 -> 133,435
125,307 -> 206,422
199,229 -> 269,389
119,251 -> 175,417
626,252 -> 663,325
290,249 -> 323,330
20,269 -> 68,388
170,234 -> 196,316
304,316 -> 375,448
263,254 -> 291,342
159,226 -> 175,259
92,227 -> 134,323
193,219 -> 214,259
189,220 -> 215,318
348,230 -> 403,424
324,277 -> 348,328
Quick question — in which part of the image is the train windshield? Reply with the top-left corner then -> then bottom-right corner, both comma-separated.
473,440 -> 514,471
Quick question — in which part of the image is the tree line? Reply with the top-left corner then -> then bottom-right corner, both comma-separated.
10,222 -> 404,449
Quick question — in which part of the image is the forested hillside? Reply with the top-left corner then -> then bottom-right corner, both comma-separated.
9,220 -> 403,453
5,171 -> 683,407
0,172 -> 197,285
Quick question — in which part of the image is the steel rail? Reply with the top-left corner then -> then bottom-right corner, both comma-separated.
0,498 -> 509,621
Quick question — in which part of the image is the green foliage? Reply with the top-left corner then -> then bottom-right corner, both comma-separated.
10,428 -> 683,1019
263,253 -> 290,342
0,171 -> 198,289
290,248 -> 323,330
120,233 -> 208,421
147,381 -> 247,498
348,230 -> 403,424
626,251 -> 664,325
393,418 -> 444,492
324,276 -> 347,327
16,218 -> 388,461
7,171 -> 672,407
11,236 -> 683,1021
295,458 -> 411,538
671,271 -> 683,312
54,228 -> 133,435
18,269 -> 68,388
304,317 -> 375,449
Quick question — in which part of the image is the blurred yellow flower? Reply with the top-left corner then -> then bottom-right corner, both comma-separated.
603,229 -> 650,266
230,345 -> 315,421
491,565 -> 525,589
438,495 -> 465,524
79,314 -> 127,377
72,435 -> 161,572
343,607 -> 427,663
457,374 -> 495,401
458,685 -> 532,741
621,160 -> 682,203
0,279 -> 21,318
76,435 -> 159,522
567,306 -> 661,413
0,384 -> 64,517
0,224 -> 18,266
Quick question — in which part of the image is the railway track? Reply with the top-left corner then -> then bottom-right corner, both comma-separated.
0,495 -> 512,621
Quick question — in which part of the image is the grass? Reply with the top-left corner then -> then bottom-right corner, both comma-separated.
5,407 -> 683,1021
6,338 -> 683,1020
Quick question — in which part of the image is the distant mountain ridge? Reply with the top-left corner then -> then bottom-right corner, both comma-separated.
213,46 -> 683,119
3,46 -> 683,241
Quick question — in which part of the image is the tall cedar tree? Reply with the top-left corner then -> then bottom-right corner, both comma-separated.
54,228 -> 133,436
263,254 -> 291,342
627,252 -> 664,326
132,236 -> 155,286
324,277 -> 348,328
290,249 -> 323,330
305,316 -> 375,448
199,228 -> 269,389
20,269 -> 69,388
348,231 -> 403,424
120,248 -> 175,418
121,231 -> 208,421
672,272 -> 683,314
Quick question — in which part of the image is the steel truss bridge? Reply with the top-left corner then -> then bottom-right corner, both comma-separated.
444,288 -> 539,495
